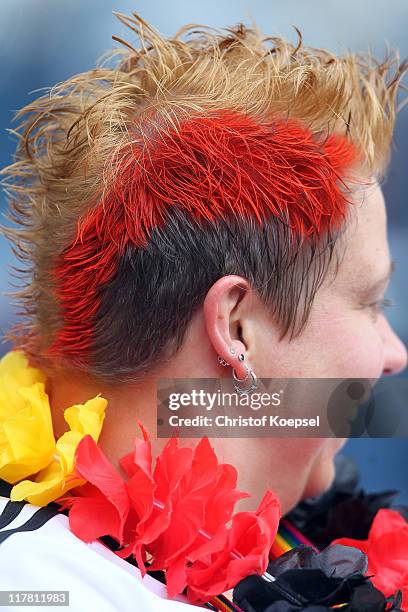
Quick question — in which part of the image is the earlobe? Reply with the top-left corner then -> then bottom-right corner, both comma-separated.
232,359 -> 258,395
217,349 -> 258,395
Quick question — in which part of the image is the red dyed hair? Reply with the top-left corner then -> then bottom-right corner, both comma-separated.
46,111 -> 359,362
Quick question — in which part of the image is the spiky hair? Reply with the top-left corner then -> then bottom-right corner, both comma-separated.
1,12 -> 406,382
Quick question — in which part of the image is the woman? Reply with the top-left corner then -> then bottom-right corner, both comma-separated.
0,11 -> 407,611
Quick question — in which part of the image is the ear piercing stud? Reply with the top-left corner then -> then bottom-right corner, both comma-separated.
217,356 -> 230,367
218,349 -> 245,365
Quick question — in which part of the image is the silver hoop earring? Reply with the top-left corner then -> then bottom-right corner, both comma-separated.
232,364 -> 257,395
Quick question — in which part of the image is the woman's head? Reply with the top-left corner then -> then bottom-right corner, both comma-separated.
1,13 -> 407,512
164,176 -> 407,511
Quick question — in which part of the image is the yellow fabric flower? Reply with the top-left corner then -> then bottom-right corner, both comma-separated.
11,396 -> 106,506
0,351 -> 54,483
0,349 -> 107,506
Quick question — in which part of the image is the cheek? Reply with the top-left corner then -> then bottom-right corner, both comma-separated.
253,302 -> 385,379
330,320 -> 384,378
307,302 -> 386,378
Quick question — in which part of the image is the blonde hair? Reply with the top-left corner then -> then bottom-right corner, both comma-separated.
1,12 -> 407,379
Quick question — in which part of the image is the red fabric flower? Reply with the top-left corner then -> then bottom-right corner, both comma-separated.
56,438 -> 131,544
56,425 -> 281,604
185,489 -> 280,603
333,508 -> 408,609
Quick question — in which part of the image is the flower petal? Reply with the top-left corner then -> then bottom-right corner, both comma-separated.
0,382 -> 55,483
10,461 -> 85,506
63,396 -> 107,441
74,435 -> 130,542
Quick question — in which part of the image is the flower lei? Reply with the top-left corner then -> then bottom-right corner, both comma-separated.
0,349 -> 106,505
0,349 -> 280,604
0,349 -> 407,611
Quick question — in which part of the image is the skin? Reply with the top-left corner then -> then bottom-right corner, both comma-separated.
48,177 -> 407,515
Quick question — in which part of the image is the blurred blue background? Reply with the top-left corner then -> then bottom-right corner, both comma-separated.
1,1 -> 407,502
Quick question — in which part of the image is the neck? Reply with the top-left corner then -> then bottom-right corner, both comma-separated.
45,358 -> 302,515
47,369 -> 165,474
45,314 -> 220,474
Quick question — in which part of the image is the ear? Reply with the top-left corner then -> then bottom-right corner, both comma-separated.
203,275 -> 254,379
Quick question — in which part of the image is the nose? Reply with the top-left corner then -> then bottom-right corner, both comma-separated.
380,316 -> 408,376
